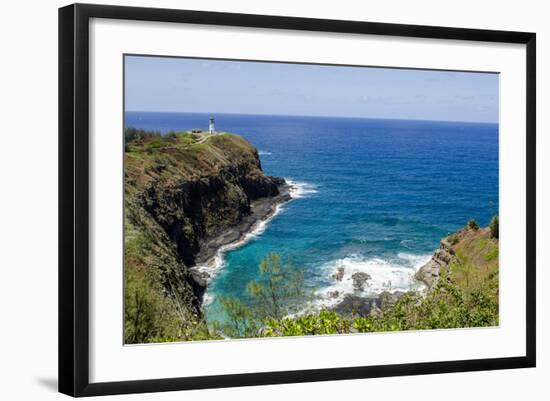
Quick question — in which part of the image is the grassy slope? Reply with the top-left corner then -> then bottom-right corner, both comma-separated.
451,227 -> 499,296
125,132 -> 260,194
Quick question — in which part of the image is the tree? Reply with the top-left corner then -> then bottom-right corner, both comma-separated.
218,297 -> 258,338
216,253 -> 306,338
124,127 -> 161,144
246,252 -> 305,320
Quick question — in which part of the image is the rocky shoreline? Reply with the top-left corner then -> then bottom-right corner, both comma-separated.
190,181 -> 293,287
327,267 -> 415,317
414,237 -> 457,288
325,243 -> 445,317
328,226 -> 493,317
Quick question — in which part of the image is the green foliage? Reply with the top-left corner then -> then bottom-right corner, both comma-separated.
213,253 -> 306,338
124,261 -> 181,343
490,215 -> 499,239
246,252 -> 305,320
165,131 -> 200,144
263,271 -> 498,337
485,246 -> 499,261
448,233 -> 459,245
467,219 -> 480,231
212,237 -> 499,338
261,252 -> 499,337
217,297 -> 258,338
263,311 -> 352,337
477,238 -> 487,250
125,127 -> 161,144
124,228 -> 219,344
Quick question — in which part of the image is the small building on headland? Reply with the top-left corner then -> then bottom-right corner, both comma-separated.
209,117 -> 215,134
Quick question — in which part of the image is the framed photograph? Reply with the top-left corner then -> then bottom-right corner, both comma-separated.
59,3 -> 536,397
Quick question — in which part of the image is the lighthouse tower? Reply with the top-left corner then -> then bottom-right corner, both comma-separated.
209,117 -> 215,134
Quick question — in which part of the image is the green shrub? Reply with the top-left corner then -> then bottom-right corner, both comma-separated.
467,219 -> 479,231
490,215 -> 499,239
264,311 -> 351,337
448,233 -> 459,245
217,297 -> 258,338
124,127 -> 161,143
235,264 -> 499,339
124,228 -> 219,343
261,274 -> 498,336
246,252 -> 305,320
214,252 -> 306,338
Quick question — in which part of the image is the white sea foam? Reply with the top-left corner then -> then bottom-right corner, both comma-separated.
194,203 -> 286,278
202,292 -> 215,306
258,150 -> 272,155
397,252 -> 433,269
313,252 -> 431,309
286,179 -> 319,199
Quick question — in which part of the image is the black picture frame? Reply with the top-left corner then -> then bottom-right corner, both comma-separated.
59,3 -> 536,397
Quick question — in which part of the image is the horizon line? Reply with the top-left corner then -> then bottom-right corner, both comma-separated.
125,110 -> 498,125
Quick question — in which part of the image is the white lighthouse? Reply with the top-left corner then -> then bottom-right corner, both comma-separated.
209,117 -> 215,134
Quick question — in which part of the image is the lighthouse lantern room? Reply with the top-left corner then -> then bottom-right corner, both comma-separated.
209,117 -> 215,134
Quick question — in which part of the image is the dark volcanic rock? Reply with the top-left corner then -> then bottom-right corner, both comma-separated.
351,272 -> 372,292
333,294 -> 380,317
331,266 -> 345,282
332,290 -> 408,317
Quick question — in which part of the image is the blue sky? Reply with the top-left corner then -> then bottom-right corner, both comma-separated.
125,55 -> 499,123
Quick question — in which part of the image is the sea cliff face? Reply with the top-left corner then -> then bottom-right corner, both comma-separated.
414,238 -> 457,288
415,225 -> 499,289
124,131 -> 288,343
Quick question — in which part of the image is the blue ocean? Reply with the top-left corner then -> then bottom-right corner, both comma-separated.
125,111 -> 499,321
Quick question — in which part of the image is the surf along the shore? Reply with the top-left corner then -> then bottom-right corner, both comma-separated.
194,174 -> 430,318
192,180 -> 321,306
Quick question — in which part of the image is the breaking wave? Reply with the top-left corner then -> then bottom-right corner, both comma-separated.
286,179 -> 319,199
314,252 -> 431,309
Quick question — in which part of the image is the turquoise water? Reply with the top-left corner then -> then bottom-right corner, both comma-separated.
125,112 -> 499,321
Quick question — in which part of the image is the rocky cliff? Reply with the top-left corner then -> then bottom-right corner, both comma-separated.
124,131 -> 289,343
415,237 -> 457,288
331,223 -> 499,318
415,225 -> 499,289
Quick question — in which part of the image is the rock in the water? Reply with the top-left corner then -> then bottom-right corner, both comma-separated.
331,266 -> 345,282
